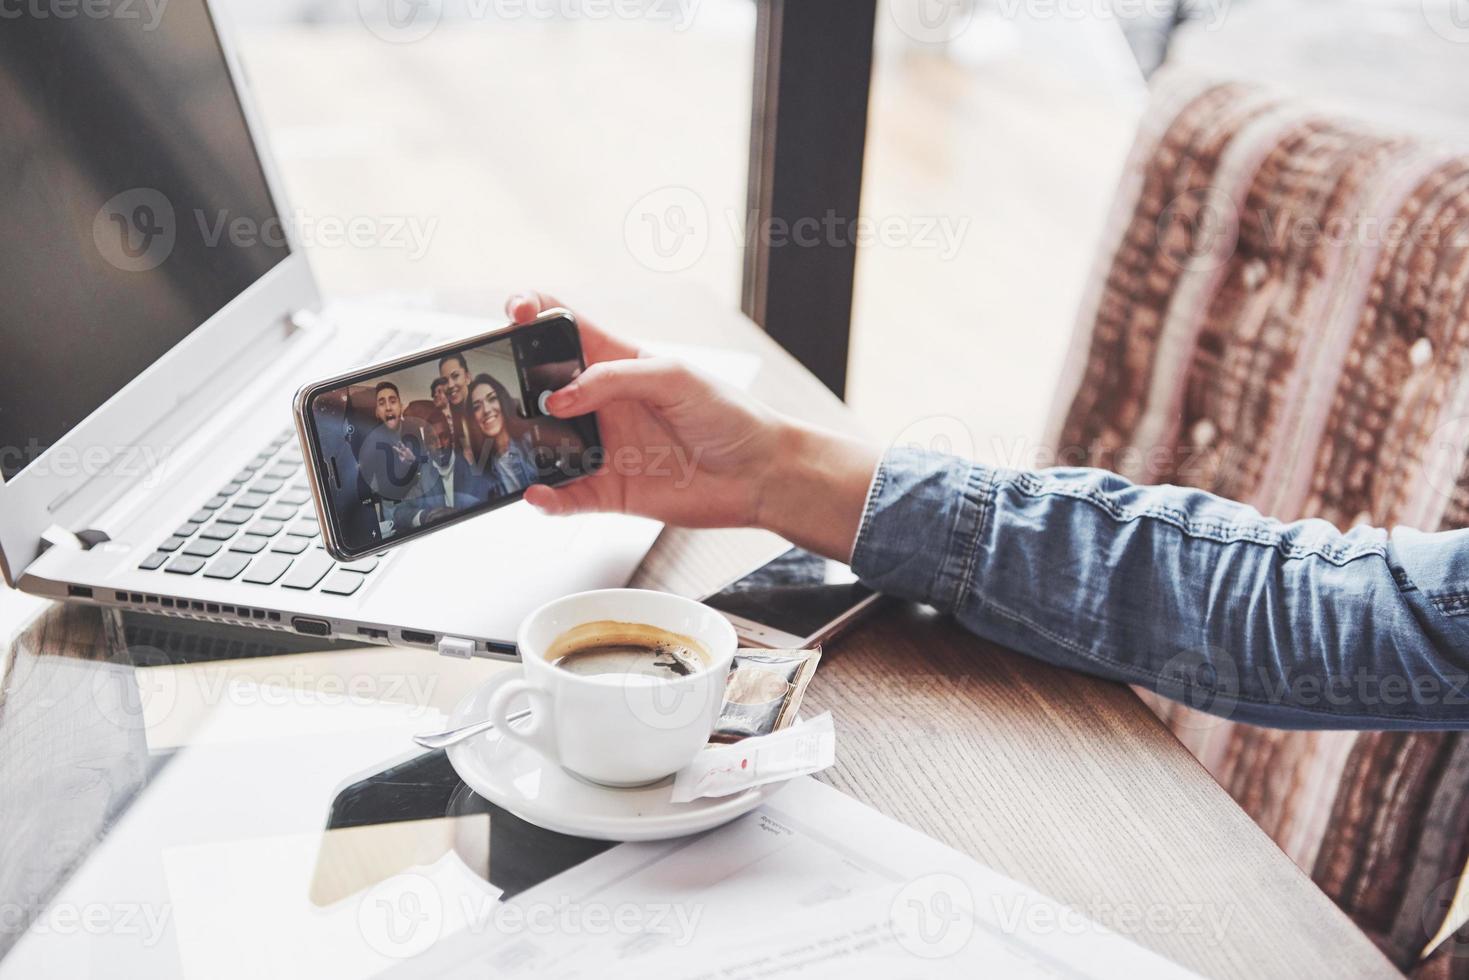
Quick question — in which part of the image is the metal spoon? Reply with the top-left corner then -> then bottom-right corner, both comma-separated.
413,706 -> 532,750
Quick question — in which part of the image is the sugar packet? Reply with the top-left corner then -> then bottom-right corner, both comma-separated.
711,648 -> 821,743
672,712 -> 835,803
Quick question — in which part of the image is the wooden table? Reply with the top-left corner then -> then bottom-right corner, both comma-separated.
434,285 -> 1401,978
0,285 -> 1400,979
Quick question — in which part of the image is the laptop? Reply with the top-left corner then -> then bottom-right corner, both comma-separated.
0,0 -> 663,657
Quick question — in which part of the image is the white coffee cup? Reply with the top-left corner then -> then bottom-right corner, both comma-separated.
486,589 -> 737,787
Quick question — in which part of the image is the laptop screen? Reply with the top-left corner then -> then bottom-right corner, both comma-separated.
0,1 -> 289,481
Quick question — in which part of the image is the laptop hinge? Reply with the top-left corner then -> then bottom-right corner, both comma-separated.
39,525 -> 111,555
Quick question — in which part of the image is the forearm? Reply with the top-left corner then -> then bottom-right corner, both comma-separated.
756,420 -> 881,563
848,448 -> 1469,729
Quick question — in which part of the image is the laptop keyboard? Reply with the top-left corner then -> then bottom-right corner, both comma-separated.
138,427 -> 382,596
134,326 -> 436,599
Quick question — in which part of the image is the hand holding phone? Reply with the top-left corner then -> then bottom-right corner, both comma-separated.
294,309 -> 602,561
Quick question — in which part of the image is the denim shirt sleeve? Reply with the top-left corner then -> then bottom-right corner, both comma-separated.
850,448 -> 1469,730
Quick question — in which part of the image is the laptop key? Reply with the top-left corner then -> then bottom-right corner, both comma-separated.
204,553 -> 252,581
230,534 -> 269,554
230,470 -> 253,484
247,519 -> 284,538
203,495 -> 230,510
189,510 -> 213,525
165,555 -> 206,575
243,554 -> 293,585
319,571 -> 366,596
156,535 -> 187,553
287,519 -> 319,538
341,557 -> 379,574
216,507 -> 254,525
279,489 -> 312,506
278,449 -> 303,465
262,505 -> 296,523
281,552 -> 333,590
139,551 -> 169,571
271,536 -> 309,555
266,463 -> 299,480
200,523 -> 238,541
235,492 -> 270,510
183,539 -> 221,558
250,478 -> 285,495
175,522 -> 201,538
219,481 -> 243,496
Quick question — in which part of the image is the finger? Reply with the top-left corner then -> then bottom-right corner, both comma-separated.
546,357 -> 696,417
503,289 -> 640,363
523,474 -> 616,516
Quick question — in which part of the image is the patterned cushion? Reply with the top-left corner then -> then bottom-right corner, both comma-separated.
1048,72 -> 1469,972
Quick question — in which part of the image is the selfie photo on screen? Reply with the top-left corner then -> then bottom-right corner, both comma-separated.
306,324 -> 599,553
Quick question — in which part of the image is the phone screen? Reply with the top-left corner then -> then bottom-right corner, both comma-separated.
305,316 -> 599,557
703,548 -> 874,641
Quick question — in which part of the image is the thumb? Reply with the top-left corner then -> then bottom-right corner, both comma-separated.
547,357 -> 696,417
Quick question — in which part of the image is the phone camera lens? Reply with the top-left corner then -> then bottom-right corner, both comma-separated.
532,339 -> 541,348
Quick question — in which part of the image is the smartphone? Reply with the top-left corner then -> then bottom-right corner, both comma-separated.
701,547 -> 883,648
294,309 -> 601,562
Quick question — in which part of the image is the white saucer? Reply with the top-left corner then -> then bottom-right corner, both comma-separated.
444,673 -> 787,842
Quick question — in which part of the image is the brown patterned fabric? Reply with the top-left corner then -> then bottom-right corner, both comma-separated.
1049,74 -> 1469,974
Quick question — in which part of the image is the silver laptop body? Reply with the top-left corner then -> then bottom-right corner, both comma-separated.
0,1 -> 661,656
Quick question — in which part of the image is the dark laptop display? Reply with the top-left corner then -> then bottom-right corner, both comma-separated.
0,0 -> 288,480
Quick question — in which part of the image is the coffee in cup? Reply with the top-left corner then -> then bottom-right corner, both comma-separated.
548,621 -> 711,679
486,589 -> 738,787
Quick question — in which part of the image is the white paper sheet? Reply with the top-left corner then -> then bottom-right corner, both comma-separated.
381,778 -> 1199,979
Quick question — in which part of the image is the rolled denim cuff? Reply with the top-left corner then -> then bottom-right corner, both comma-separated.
850,448 -> 1001,612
